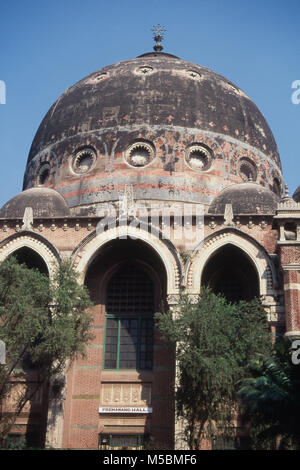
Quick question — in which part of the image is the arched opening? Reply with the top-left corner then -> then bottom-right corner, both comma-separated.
85,238 -> 167,372
3,246 -> 49,449
10,247 -> 48,275
85,237 -> 167,310
201,245 -> 259,303
84,237 -> 175,450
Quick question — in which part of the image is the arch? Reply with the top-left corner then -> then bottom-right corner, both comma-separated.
72,224 -> 181,295
99,258 -> 163,306
201,244 -> 259,302
0,232 -> 60,278
12,246 -> 49,275
186,229 -> 276,297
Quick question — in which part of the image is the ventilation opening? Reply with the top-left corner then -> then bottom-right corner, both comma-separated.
238,158 -> 257,182
186,144 -> 212,171
38,163 -> 50,185
73,148 -> 96,174
126,142 -> 154,167
272,177 -> 281,197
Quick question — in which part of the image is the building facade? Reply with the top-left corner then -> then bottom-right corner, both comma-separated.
1,44 -> 300,449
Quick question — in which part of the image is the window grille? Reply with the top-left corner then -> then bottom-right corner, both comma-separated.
99,433 -> 146,450
104,265 -> 154,370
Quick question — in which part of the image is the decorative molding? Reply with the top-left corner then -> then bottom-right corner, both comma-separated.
281,264 -> 300,271
247,217 -> 254,229
0,233 -> 60,277
224,204 -> 234,226
186,229 -> 277,297
284,283 -> 300,291
208,217 -> 216,229
72,224 -> 181,295
21,207 -> 34,231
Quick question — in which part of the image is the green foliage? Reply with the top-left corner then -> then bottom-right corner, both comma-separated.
179,251 -> 191,265
155,288 -> 272,449
238,337 -> 300,449
0,256 -> 94,443
0,433 -> 27,450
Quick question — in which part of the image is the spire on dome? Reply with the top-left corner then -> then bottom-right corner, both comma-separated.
152,24 -> 166,52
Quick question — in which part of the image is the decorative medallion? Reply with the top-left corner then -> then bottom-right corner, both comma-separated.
72,148 -> 97,174
125,142 -> 155,168
185,144 -> 212,171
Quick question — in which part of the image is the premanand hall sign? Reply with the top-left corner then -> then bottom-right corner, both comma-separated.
98,406 -> 153,414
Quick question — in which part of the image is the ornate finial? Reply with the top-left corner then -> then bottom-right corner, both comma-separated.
22,207 -> 33,231
152,24 -> 166,52
285,184 -> 290,197
224,204 -> 234,226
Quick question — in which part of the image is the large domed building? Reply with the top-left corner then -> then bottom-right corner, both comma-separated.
1,32 -> 300,450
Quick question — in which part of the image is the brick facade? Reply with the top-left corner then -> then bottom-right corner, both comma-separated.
1,48 -> 299,450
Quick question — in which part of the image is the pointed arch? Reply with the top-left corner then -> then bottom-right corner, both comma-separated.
71,224 -> 181,296
0,232 -> 60,277
186,229 -> 276,297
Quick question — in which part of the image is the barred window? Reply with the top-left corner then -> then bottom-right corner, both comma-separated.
104,264 -> 154,370
99,433 -> 146,450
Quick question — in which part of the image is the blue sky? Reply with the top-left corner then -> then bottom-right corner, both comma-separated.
0,0 -> 299,208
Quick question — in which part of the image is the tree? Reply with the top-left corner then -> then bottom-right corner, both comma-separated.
155,288 -> 272,450
0,256 -> 93,446
238,336 -> 300,449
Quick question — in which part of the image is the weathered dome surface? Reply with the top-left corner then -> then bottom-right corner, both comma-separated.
293,186 -> 300,202
26,52 -> 280,166
22,51 -> 283,212
0,188 -> 70,218
208,183 -> 280,215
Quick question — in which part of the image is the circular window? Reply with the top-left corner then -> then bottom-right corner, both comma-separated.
72,148 -> 96,174
185,144 -> 212,171
237,158 -> 257,182
187,70 -> 202,80
94,72 -> 107,81
137,66 -> 153,75
38,163 -> 50,185
126,142 -> 154,167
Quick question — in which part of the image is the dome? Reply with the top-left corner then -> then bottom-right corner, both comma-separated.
208,182 -> 280,215
22,51 -> 283,213
0,187 -> 70,218
293,186 -> 300,202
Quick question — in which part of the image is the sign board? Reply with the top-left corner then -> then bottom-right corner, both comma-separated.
99,406 -> 152,414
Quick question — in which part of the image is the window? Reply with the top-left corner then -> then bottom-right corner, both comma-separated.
37,162 -> 50,185
99,434 -> 146,450
185,143 -> 213,171
72,147 -> 97,174
104,264 -> 154,370
125,141 -> 155,168
237,157 -> 257,182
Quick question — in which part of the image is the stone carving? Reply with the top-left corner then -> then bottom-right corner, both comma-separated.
120,184 -> 135,217
224,204 -> 234,226
101,383 -> 151,406
22,207 -> 34,231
